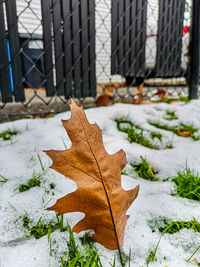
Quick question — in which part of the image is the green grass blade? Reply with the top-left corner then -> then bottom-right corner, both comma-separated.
187,244 -> 200,262
0,175 -> 8,183
146,235 -> 162,266
37,154 -> 45,172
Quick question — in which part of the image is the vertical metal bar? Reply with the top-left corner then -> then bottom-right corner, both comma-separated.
71,0 -> 81,98
80,0 -> 89,97
88,0 -> 96,97
52,0 -> 64,95
118,0 -> 124,75
136,0 -> 147,76
0,1 -> 12,103
62,0 -> 73,98
5,0 -> 25,102
129,0 -> 147,77
156,0 -> 163,75
111,0 -> 118,74
124,0 -> 130,76
41,0 -> 55,96
188,0 -> 200,99
129,0 -> 136,76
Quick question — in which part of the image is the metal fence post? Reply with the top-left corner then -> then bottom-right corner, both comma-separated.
188,0 -> 200,99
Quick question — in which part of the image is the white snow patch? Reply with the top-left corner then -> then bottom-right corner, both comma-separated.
0,101 -> 200,266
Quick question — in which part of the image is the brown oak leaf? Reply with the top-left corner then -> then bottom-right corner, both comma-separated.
45,99 -> 139,252
132,83 -> 144,104
177,128 -> 193,137
95,94 -> 116,106
95,82 -> 126,106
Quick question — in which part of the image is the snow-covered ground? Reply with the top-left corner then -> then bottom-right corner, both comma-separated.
0,100 -> 200,267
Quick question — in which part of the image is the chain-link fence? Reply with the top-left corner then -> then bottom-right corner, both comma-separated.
0,0 -> 197,120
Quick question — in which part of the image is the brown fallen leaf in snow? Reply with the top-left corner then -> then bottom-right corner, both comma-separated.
26,112 -> 53,119
45,99 -> 139,258
154,88 -> 167,98
95,94 -> 115,106
132,83 -> 144,104
141,100 -> 153,104
177,128 -> 193,137
95,82 -> 125,106
133,94 -> 142,104
153,88 -> 167,101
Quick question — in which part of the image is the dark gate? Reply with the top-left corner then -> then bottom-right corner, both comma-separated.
0,0 -> 96,104
111,0 -> 186,80
111,0 -> 147,78
41,0 -> 96,98
155,0 -> 186,77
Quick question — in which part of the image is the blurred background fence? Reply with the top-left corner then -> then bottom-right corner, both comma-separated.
0,0 -> 199,120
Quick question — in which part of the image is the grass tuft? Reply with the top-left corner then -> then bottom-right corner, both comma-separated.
115,118 -> 161,149
130,156 -> 159,181
179,123 -> 198,133
61,224 -> 103,267
0,175 -> 8,183
148,121 -> 177,133
119,249 -> 132,267
150,131 -> 162,142
161,95 -> 189,104
22,215 -> 31,228
22,214 -> 65,239
165,143 -> 173,149
149,121 -> 200,141
171,167 -> 200,201
0,128 -> 20,141
121,171 -> 128,176
164,110 -> 178,121
148,216 -> 200,234
146,236 -> 161,266
22,214 -> 124,266
18,171 -> 41,192
50,183 -> 55,189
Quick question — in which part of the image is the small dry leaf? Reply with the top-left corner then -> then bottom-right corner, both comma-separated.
177,128 -> 193,137
141,100 -> 153,104
132,94 -> 142,104
45,99 -> 139,251
184,42 -> 191,64
95,94 -> 115,106
132,83 -> 144,104
154,88 -> 167,98
170,100 -> 182,104
27,112 -> 52,119
132,83 -> 144,96
95,82 -> 125,106
192,258 -> 199,264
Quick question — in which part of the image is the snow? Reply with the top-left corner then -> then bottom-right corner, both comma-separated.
0,100 -> 200,266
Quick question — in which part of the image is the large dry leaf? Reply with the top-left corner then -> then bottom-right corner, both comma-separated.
45,99 -> 139,250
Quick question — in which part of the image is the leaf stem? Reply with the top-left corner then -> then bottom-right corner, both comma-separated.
81,117 -> 124,266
